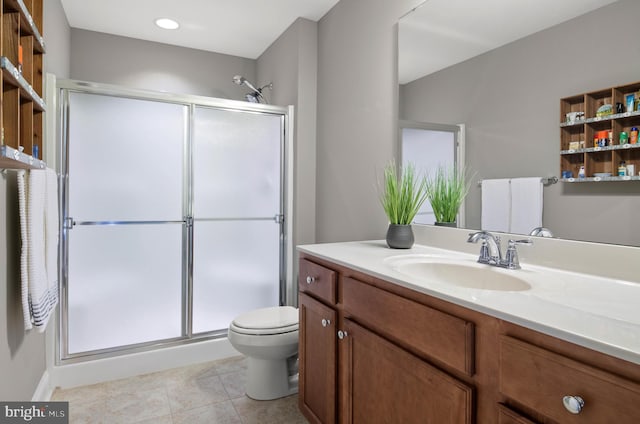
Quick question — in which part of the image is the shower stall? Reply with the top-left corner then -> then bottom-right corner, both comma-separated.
57,80 -> 293,362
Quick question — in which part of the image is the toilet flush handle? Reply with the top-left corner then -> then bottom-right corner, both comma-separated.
306,276 -> 315,284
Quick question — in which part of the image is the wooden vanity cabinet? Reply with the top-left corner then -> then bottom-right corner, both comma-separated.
298,255 -> 475,424
299,292 -> 337,424
338,318 -> 473,424
298,258 -> 338,423
298,252 -> 640,423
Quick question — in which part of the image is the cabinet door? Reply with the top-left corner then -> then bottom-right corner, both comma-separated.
299,292 -> 337,424
338,319 -> 473,424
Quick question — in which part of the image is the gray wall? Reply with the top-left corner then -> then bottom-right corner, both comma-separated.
257,18 -> 318,249
43,0 -> 71,78
400,0 -> 640,246
1,0 -> 70,401
70,29 -> 256,100
315,0 -> 420,242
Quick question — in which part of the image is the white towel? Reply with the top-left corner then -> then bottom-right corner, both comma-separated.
481,179 -> 511,232
510,177 -> 543,235
18,168 -> 59,332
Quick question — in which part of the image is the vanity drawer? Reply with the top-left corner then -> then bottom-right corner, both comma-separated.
497,404 -> 537,424
499,336 -> 640,423
341,276 -> 475,376
299,258 -> 337,304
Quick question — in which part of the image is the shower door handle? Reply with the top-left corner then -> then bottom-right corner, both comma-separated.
64,217 -> 75,230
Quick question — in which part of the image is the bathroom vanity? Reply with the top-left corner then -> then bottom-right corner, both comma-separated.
297,241 -> 640,423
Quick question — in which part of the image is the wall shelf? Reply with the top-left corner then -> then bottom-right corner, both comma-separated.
560,110 -> 640,128
3,0 -> 45,53
561,175 -> 640,183
561,142 -> 640,155
0,56 -> 45,110
560,81 -> 640,182
0,0 -> 46,170
0,145 -> 45,169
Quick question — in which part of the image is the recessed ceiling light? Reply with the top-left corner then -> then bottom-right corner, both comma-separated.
155,18 -> 180,30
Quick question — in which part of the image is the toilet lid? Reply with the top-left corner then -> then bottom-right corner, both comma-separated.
231,306 -> 299,335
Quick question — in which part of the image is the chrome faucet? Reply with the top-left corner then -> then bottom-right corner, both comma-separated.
467,231 -> 503,265
529,227 -> 554,237
467,231 -> 532,269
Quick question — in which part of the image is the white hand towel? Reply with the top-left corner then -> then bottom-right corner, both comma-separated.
17,170 -> 31,329
510,177 -> 543,235
19,168 -> 59,332
45,168 -> 59,298
481,179 -> 511,232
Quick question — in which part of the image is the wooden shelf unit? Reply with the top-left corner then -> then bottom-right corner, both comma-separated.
560,81 -> 640,182
0,0 -> 46,170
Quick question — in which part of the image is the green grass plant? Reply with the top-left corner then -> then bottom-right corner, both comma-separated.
379,161 -> 428,225
425,165 -> 470,223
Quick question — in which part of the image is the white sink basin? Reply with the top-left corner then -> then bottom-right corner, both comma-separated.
386,255 -> 531,292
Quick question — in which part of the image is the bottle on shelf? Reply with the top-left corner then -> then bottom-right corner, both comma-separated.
578,165 -> 586,178
630,127 -> 639,144
618,161 -> 627,177
620,131 -> 629,144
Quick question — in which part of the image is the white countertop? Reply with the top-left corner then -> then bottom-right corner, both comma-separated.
298,240 -> 640,365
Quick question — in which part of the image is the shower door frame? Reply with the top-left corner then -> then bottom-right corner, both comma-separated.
56,79 -> 294,364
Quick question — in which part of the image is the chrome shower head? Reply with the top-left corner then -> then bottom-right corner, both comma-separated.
232,75 -> 260,94
232,75 -> 272,104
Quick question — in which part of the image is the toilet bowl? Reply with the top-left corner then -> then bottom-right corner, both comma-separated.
227,306 -> 299,400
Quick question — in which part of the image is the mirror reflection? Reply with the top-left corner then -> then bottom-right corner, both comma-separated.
398,0 -> 640,246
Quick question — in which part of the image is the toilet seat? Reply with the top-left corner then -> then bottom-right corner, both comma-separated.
230,306 -> 298,336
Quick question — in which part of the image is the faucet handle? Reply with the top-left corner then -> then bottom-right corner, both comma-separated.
504,239 -> 532,269
478,240 -> 491,263
508,239 -> 532,248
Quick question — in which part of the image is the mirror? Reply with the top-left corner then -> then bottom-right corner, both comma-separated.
398,0 -> 640,247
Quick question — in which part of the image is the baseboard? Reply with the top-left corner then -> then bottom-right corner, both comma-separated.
50,337 -> 238,390
32,370 -> 54,401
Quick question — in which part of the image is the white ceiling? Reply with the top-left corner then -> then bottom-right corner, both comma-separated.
399,0 -> 619,84
60,0 -> 340,59
60,0 -> 619,83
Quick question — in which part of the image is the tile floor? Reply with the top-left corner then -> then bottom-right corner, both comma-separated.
51,356 -> 308,424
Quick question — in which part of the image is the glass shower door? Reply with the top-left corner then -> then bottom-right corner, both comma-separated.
401,124 -> 460,225
65,92 -> 187,354
60,83 -> 290,360
191,106 -> 283,334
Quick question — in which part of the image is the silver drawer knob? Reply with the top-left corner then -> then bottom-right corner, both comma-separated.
306,276 -> 315,284
562,395 -> 585,414
321,318 -> 330,327
337,330 -> 348,340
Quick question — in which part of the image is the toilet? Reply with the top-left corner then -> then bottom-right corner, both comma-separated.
227,305 -> 299,400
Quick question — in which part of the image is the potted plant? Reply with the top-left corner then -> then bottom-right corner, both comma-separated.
379,161 -> 428,249
425,165 -> 471,227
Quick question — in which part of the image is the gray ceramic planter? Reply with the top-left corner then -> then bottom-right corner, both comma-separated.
386,224 -> 414,249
